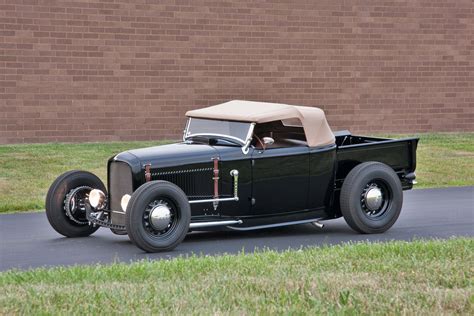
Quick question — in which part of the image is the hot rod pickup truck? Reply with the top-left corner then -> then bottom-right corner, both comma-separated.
46,100 -> 418,252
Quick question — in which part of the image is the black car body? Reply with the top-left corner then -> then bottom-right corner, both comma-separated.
108,133 -> 417,228
46,100 -> 418,252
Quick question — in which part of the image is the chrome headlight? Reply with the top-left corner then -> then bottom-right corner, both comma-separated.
121,194 -> 131,212
89,189 -> 106,209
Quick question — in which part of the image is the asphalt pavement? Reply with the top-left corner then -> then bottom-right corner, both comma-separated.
1,186 -> 473,271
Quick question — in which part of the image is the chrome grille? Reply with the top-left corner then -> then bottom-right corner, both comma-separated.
108,161 -> 133,212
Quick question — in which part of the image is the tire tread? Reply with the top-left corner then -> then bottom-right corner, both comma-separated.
125,180 -> 190,252
45,170 -> 104,237
340,162 -> 403,234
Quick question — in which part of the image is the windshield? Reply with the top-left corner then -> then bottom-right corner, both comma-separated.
184,118 -> 252,144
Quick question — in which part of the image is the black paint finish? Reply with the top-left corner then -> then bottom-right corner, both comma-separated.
251,146 -> 309,214
214,146 -> 253,217
336,136 -> 418,190
308,145 -> 337,215
105,134 -> 418,229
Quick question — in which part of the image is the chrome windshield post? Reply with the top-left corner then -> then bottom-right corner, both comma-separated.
182,118 -> 191,141
241,123 -> 255,155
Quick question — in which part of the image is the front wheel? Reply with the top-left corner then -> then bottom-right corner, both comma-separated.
46,170 -> 105,237
125,181 -> 191,252
340,162 -> 403,234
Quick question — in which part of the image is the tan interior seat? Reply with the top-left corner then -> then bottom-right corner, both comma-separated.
253,134 -> 308,149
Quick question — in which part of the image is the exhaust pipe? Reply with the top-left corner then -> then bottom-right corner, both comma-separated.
312,221 -> 324,229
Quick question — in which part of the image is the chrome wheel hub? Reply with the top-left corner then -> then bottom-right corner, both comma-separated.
149,203 -> 172,231
364,186 -> 383,211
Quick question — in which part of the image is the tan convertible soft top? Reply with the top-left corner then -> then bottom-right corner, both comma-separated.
186,100 -> 335,147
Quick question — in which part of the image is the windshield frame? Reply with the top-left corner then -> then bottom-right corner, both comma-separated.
183,118 -> 255,154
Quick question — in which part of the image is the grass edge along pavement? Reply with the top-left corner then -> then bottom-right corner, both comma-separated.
0,238 -> 472,314
0,132 -> 473,213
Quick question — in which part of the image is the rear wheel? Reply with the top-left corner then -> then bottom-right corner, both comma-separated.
125,181 -> 191,252
340,162 -> 403,234
46,170 -> 105,237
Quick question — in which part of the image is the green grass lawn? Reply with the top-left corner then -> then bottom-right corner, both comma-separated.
1,238 -> 472,314
0,133 -> 473,213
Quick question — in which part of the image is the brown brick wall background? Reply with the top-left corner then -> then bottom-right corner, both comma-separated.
1,0 -> 473,144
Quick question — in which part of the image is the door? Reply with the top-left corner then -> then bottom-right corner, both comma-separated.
251,147 -> 309,215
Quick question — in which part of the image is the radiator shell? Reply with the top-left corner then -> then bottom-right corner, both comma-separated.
108,161 -> 133,213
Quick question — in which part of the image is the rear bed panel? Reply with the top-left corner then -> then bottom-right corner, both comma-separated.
336,135 -> 419,190
330,134 -> 418,218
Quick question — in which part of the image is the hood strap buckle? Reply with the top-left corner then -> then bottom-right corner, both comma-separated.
144,163 -> 151,182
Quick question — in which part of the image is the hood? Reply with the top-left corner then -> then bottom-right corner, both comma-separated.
114,142 -> 219,169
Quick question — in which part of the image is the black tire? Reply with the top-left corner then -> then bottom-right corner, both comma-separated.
125,180 -> 191,252
46,170 -> 105,237
340,162 -> 403,234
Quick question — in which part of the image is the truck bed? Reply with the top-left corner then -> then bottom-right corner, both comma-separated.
334,131 -> 419,190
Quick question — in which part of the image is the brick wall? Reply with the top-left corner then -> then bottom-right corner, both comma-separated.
1,0 -> 473,144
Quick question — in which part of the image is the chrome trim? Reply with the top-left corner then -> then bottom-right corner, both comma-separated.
190,219 -> 242,229
183,117 -> 192,141
212,157 -> 220,210
263,137 -> 274,145
230,169 -> 239,199
312,221 -> 324,228
241,123 -> 255,154
227,217 -> 324,231
245,122 -> 256,141
186,133 -> 245,145
149,203 -> 172,231
364,186 -> 383,211
189,197 -> 238,204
